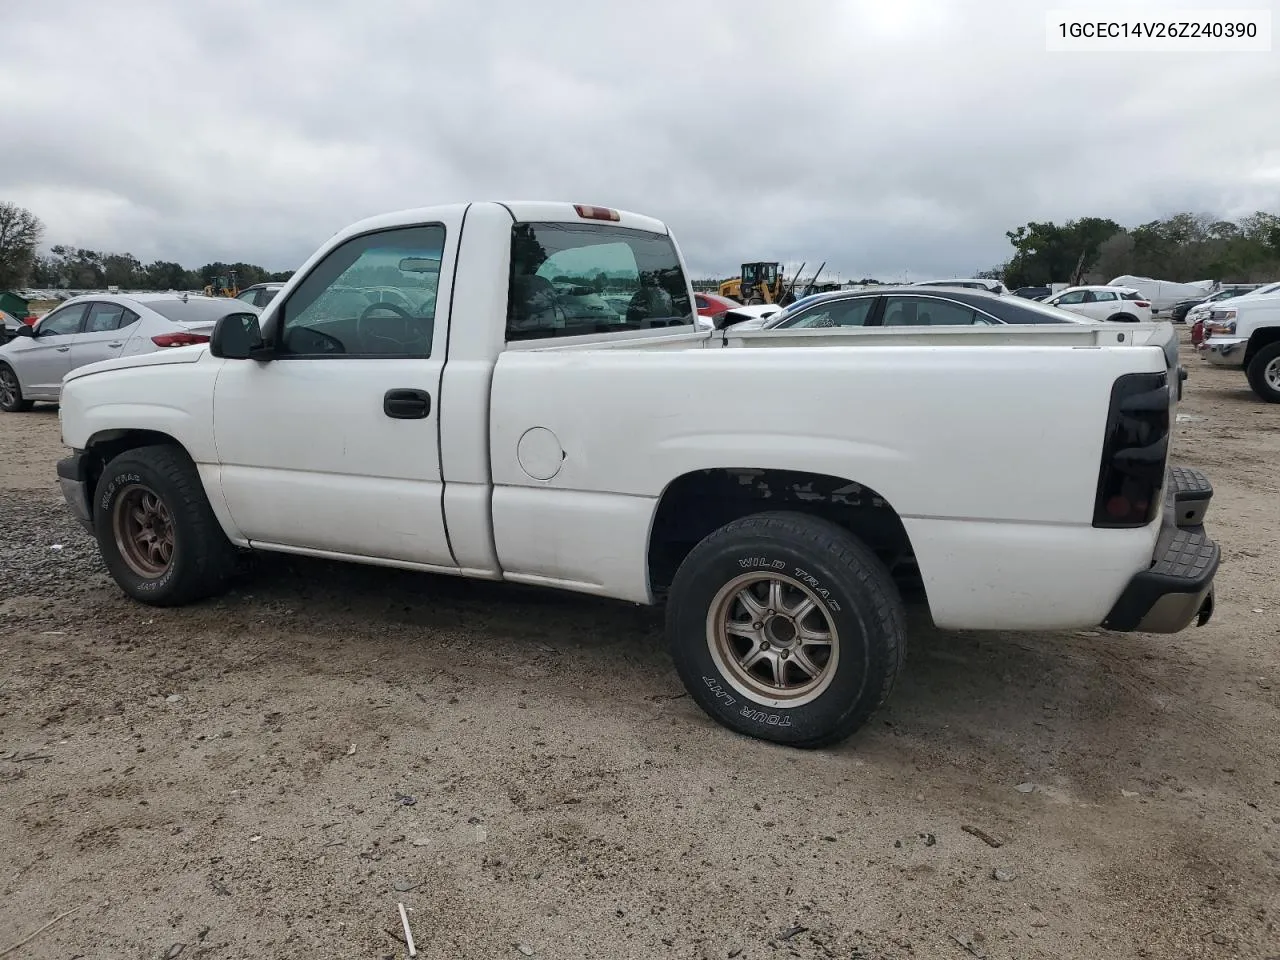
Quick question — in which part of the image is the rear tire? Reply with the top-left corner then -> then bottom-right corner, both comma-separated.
746,296 -> 764,306
0,362 -> 33,412
1106,313 -> 1138,323
1246,342 -> 1280,403
93,444 -> 238,606
666,511 -> 906,748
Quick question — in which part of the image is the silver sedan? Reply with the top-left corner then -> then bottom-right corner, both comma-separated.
0,293 -> 260,412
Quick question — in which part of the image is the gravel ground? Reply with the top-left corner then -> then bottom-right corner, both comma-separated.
1,338 -> 1278,960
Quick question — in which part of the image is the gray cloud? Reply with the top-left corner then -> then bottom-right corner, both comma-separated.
2,0 -> 1277,280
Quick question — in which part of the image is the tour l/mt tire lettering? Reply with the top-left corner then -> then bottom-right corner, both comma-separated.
666,511 -> 907,748
93,444 -> 238,606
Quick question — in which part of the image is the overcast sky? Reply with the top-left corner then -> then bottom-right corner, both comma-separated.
2,0 -> 1278,281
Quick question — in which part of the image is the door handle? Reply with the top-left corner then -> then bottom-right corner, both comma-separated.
107,341 -> 123,348
56,346 -> 70,352
383,388 -> 432,419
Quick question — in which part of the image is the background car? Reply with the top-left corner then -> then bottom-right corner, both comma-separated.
0,293 -> 259,412
710,302 -> 787,330
1,309 -> 23,345
1042,285 -> 1151,322
694,291 -> 739,322
913,278 -> 1010,296
1183,282 -> 1277,326
234,282 -> 285,309
721,286 -> 1089,332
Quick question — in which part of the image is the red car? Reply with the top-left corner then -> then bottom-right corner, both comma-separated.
1191,318 -> 1206,347
694,292 -> 738,320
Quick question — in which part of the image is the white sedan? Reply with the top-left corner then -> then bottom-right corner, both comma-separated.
1042,286 -> 1152,323
0,293 -> 259,412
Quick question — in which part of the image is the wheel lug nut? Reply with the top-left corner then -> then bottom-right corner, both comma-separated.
780,649 -> 790,659
752,621 -> 763,629
761,642 -> 770,651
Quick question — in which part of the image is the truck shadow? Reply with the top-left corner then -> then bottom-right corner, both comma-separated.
227,552 -> 1221,796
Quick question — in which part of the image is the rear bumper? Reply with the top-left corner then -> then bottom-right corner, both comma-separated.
1103,465 -> 1219,633
56,452 -> 94,534
1197,337 -> 1247,368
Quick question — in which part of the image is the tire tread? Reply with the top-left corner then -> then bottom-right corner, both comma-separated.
1246,342 -> 1280,403
94,444 -> 237,606
667,510 -> 906,748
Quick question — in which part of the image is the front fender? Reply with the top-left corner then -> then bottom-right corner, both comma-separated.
60,363 -> 220,462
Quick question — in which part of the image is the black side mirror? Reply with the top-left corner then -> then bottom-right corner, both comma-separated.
210,312 -> 269,360
714,308 -> 754,331
13,324 -> 34,338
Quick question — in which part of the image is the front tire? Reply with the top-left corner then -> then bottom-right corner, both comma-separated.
666,511 -> 906,748
93,445 -> 238,606
1246,342 -> 1280,403
0,362 -> 33,412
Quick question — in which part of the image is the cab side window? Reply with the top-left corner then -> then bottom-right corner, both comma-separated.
506,222 -> 693,341
277,225 -> 444,358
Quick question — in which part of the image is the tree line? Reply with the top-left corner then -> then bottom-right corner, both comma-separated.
0,201 -> 292,292
28,247 -> 294,292
6,199 -> 1280,298
996,211 -> 1280,289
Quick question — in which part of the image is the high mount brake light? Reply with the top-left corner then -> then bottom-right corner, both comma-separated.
151,332 -> 211,347
574,204 -> 620,222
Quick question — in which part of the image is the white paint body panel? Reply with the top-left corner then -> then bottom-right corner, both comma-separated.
58,201 -> 1185,632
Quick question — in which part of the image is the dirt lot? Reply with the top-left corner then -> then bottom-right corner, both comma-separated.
1,332 -> 1277,960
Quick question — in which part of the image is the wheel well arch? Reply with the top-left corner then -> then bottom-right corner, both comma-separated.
80,429 -> 190,515
1245,326 -> 1280,366
646,467 -> 924,600
1105,313 -> 1136,323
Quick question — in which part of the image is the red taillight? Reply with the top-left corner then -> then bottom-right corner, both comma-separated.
574,204 -> 620,222
22,315 -> 37,326
1135,301 -> 1150,308
151,332 -> 210,347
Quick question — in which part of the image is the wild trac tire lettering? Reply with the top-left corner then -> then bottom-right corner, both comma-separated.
738,556 -> 785,570
792,567 -> 842,612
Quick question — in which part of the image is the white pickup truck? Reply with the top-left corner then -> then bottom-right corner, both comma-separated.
1198,288 -> 1280,402
55,201 -> 1220,747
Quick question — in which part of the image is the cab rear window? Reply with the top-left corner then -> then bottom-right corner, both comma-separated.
506,222 -> 693,341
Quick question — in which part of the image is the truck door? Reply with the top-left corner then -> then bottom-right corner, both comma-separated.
211,216 -> 460,569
